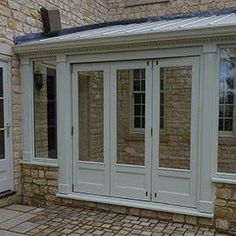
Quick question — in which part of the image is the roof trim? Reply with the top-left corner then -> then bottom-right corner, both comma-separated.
14,7 -> 236,45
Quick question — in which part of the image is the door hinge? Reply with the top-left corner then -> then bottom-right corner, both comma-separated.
72,184 -> 74,191
156,60 -> 158,65
71,126 -> 74,136
151,128 -> 153,136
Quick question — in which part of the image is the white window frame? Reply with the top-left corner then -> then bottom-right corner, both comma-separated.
218,52 -> 236,137
215,46 -> 236,181
21,57 -> 58,166
130,69 -> 146,134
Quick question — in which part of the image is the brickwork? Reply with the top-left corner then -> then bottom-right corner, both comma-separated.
21,164 -> 236,234
107,0 -> 236,21
22,164 -> 59,206
0,0 -> 108,207
215,183 -> 236,234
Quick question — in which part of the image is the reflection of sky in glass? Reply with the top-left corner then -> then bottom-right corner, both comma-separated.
219,50 -> 236,132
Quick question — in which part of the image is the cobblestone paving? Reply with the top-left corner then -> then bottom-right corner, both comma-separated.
0,205 -> 230,236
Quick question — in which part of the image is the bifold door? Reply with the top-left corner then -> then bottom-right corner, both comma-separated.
0,62 -> 11,194
152,57 -> 199,207
110,61 -> 152,201
72,64 -> 109,195
72,57 -> 199,208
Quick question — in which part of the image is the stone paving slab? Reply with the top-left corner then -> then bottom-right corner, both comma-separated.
10,222 -> 39,234
0,210 -> 22,224
4,205 -> 36,213
0,205 -> 230,235
0,213 -> 35,230
0,230 -> 25,236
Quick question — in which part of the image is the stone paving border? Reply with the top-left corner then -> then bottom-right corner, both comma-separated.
0,205 -> 231,236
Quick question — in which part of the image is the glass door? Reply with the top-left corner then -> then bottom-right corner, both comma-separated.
151,57 -> 199,207
72,64 -> 109,195
110,61 -> 152,201
0,62 -> 11,193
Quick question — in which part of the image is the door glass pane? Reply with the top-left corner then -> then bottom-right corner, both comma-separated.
0,130 -> 4,160
159,66 -> 192,170
0,100 -> 4,128
0,68 -> 3,97
78,71 -> 104,162
117,69 -> 145,166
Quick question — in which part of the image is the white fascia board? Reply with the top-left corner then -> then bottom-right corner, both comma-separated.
13,25 -> 236,55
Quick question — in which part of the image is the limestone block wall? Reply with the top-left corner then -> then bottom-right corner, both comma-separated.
21,164 -> 235,234
215,183 -> 236,234
0,0 -> 108,206
107,0 -> 236,21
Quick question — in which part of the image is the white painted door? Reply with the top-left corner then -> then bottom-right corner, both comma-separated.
151,57 -> 199,207
72,64 -> 110,195
0,62 -> 12,194
110,61 -> 152,201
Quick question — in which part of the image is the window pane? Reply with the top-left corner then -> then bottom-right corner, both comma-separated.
134,94 -> 141,104
78,71 -> 104,162
0,131 -> 5,159
159,66 -> 192,170
0,68 -> 3,97
34,61 -> 57,159
219,119 -> 224,131
117,69 -> 145,166
134,105 -> 141,116
218,48 -> 236,174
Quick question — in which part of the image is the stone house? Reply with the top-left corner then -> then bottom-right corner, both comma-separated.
0,0 -> 236,234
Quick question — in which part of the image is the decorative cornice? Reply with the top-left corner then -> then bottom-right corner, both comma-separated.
15,35 -> 236,58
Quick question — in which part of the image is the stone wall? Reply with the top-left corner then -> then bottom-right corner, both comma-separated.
21,164 -> 236,234
107,0 -> 236,21
214,183 -> 236,234
0,0 -> 108,207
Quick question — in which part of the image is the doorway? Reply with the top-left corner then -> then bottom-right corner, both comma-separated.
0,62 -> 12,194
72,57 -> 199,208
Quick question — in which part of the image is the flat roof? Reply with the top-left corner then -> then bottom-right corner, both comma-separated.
14,7 -> 236,46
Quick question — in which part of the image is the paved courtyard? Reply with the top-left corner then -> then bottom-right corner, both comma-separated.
0,204 -> 229,236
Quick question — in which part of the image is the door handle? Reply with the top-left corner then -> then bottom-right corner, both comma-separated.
5,123 -> 11,137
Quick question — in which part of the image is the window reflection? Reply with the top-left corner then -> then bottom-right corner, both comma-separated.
34,61 -> 57,159
218,48 -> 236,174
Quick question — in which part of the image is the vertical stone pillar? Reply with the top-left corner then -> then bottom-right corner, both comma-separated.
21,57 -> 34,162
57,55 -> 72,194
199,44 -> 218,213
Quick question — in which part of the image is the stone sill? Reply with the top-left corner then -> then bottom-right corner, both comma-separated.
125,0 -> 169,7
20,160 -> 59,168
212,175 -> 236,185
57,192 -> 213,218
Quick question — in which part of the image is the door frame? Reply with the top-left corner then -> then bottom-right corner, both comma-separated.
0,60 -> 13,193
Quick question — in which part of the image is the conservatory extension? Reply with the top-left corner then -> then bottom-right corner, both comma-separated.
12,10 -> 236,222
